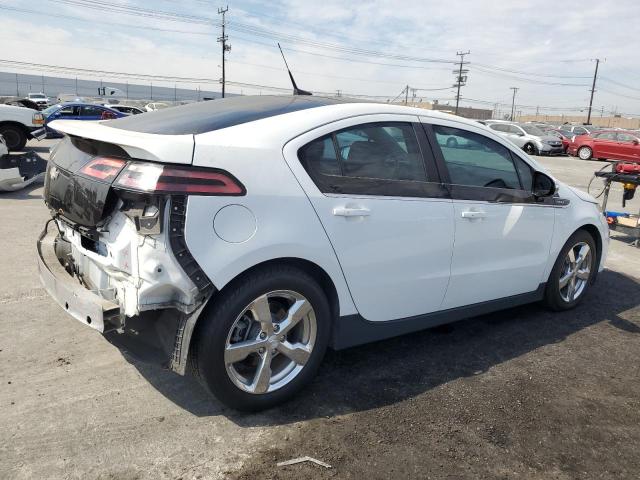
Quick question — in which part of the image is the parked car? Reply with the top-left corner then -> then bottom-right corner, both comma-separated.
567,130 -> 640,162
104,104 -> 145,115
485,121 -> 564,155
145,102 -> 169,111
26,93 -> 50,110
0,103 -> 41,151
560,124 -> 602,136
32,103 -> 125,139
37,95 -> 608,411
550,129 -> 575,153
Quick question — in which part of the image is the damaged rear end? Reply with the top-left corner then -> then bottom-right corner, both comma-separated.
37,120 -> 244,373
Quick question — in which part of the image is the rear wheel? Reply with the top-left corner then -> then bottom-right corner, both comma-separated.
195,265 -> 331,411
578,146 -> 593,160
0,124 -> 27,151
544,230 -> 597,311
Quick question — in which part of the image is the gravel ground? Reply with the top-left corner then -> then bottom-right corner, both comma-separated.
1,141 -> 639,479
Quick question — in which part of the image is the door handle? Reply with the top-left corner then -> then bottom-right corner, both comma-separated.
461,210 -> 487,219
332,206 -> 371,217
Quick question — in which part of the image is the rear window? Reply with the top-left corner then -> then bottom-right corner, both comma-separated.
108,95 -> 361,135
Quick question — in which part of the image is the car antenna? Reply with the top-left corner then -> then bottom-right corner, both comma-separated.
278,43 -> 312,96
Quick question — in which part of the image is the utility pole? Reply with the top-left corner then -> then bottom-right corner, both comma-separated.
218,6 -> 231,98
404,84 -> 409,105
586,58 -> 602,125
453,50 -> 470,115
509,87 -> 519,121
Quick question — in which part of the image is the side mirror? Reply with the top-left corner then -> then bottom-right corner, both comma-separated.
533,171 -> 556,197
632,139 -> 639,146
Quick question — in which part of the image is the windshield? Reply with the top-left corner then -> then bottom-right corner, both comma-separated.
29,94 -> 46,99
521,125 -> 545,136
42,104 -> 61,116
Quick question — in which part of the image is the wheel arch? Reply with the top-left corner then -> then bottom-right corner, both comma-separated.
575,223 -> 603,281
187,256 -> 341,372
0,120 -> 31,136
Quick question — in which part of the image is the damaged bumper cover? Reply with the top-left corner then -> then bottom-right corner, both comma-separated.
37,203 -> 213,374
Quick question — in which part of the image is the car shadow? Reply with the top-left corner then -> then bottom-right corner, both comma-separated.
0,181 -> 44,199
119,269 -> 640,424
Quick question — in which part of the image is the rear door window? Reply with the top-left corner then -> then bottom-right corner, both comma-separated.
298,122 -> 436,197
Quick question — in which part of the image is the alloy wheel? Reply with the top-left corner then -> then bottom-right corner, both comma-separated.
224,290 -> 317,394
559,242 -> 592,303
524,144 -> 535,155
578,147 -> 592,160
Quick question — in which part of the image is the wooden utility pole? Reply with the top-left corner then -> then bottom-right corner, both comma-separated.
454,51 -> 470,115
218,6 -> 231,98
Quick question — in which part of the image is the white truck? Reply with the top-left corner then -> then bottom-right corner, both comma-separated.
0,104 -> 41,151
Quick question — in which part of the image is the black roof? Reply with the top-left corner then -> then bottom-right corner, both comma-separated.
107,95 -> 362,135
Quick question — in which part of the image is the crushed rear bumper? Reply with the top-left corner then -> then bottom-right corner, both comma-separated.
37,220 -> 123,332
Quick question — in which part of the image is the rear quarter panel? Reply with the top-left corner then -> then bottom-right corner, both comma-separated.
185,122 -> 358,317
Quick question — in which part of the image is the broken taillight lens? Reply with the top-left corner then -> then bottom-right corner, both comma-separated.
79,157 -> 127,182
114,162 -> 245,195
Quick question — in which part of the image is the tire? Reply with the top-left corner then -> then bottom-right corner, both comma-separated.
0,124 -> 27,151
523,143 -> 537,155
544,230 -> 597,311
195,265 -> 331,411
577,146 -> 593,160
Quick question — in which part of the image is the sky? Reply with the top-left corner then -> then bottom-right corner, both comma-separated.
1,0 -> 640,117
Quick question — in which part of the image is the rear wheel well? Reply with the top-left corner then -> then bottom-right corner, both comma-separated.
188,258 -> 340,373
0,121 -> 30,136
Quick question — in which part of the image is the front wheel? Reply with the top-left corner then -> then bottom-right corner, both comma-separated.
578,146 -> 593,160
0,124 -> 27,151
195,265 -> 331,411
523,143 -> 537,155
544,230 -> 597,311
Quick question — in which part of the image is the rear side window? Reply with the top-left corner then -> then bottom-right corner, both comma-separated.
432,125 -> 522,190
489,124 -> 509,133
298,122 -> 434,197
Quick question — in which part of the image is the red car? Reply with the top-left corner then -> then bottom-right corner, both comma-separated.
567,130 -> 640,162
550,129 -> 574,153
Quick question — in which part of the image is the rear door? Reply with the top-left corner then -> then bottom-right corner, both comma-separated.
283,115 -> 454,322
423,119 -> 555,309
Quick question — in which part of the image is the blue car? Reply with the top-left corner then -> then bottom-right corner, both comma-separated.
33,103 -> 125,139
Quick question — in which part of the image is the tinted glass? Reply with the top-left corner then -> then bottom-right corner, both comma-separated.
489,124 -> 509,132
617,133 -> 638,143
573,127 -> 588,135
57,106 -> 77,117
335,123 -> 426,181
433,125 -> 521,190
513,155 -> 533,191
594,132 -> 617,140
507,125 -> 523,135
81,105 -> 106,116
521,125 -> 545,136
298,135 -> 341,176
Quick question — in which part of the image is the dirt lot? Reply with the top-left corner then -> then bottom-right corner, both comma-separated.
1,141 -> 639,479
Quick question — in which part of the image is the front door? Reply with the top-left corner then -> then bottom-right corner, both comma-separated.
284,116 -> 454,322
424,121 -> 555,309
615,133 -> 640,162
591,132 -> 619,159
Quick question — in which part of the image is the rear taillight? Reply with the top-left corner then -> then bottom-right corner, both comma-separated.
114,162 -> 245,195
33,113 -> 44,125
79,156 -> 127,182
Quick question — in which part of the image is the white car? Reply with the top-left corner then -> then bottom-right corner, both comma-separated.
103,104 -> 146,115
37,96 -> 608,411
26,93 -> 50,109
0,104 -> 41,151
486,121 -> 564,156
144,102 -> 169,111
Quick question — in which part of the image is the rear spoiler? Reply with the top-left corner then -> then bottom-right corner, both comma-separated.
48,119 -> 194,164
